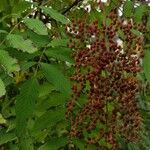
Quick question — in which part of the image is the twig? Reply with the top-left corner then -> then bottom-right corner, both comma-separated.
61,0 -> 84,15
0,9 -> 36,46
0,0 -> 52,46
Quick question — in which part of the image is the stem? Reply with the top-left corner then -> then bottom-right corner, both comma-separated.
33,47 -> 47,77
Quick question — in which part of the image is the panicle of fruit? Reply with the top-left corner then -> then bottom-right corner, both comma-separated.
66,9 -> 146,149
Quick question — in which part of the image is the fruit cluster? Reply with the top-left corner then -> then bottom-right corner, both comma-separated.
66,10 -> 145,149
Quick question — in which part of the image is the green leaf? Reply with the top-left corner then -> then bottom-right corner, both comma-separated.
32,107 -> 65,132
0,78 -> 6,97
41,63 -> 71,97
134,5 -> 146,23
0,131 -> 16,145
117,136 -> 128,150
0,30 -> 8,34
49,39 -> 69,47
38,82 -> 54,98
0,49 -> 20,73
128,144 -> 140,150
73,138 -> 96,150
108,0 -> 120,11
36,91 -> 68,112
143,50 -> 150,83
32,129 -> 48,142
12,1 -> 31,15
8,143 -> 19,150
20,61 -> 36,71
98,138 -> 111,149
123,1 -> 134,18
0,113 -> 6,124
38,137 -> 68,150
15,78 -> 39,137
24,18 -> 48,35
45,92 -> 68,106
73,139 -> 85,150
26,30 -> 49,47
9,0 -> 19,6
117,29 -> 125,40
19,137 -> 34,150
45,47 -> 74,63
142,135 -> 150,148
128,143 -> 135,150
6,34 -> 37,53
40,6 -> 70,24
6,47 -> 38,61
131,29 -> 142,36
88,11 -> 103,24
0,0 -> 8,12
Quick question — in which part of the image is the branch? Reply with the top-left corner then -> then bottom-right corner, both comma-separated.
61,0 -> 83,15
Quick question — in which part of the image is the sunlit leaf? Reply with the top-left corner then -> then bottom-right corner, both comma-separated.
134,5 -> 146,23
7,34 -> 37,53
123,1 -> 134,17
24,18 -> 48,35
40,6 -> 70,24
0,49 -> 20,72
